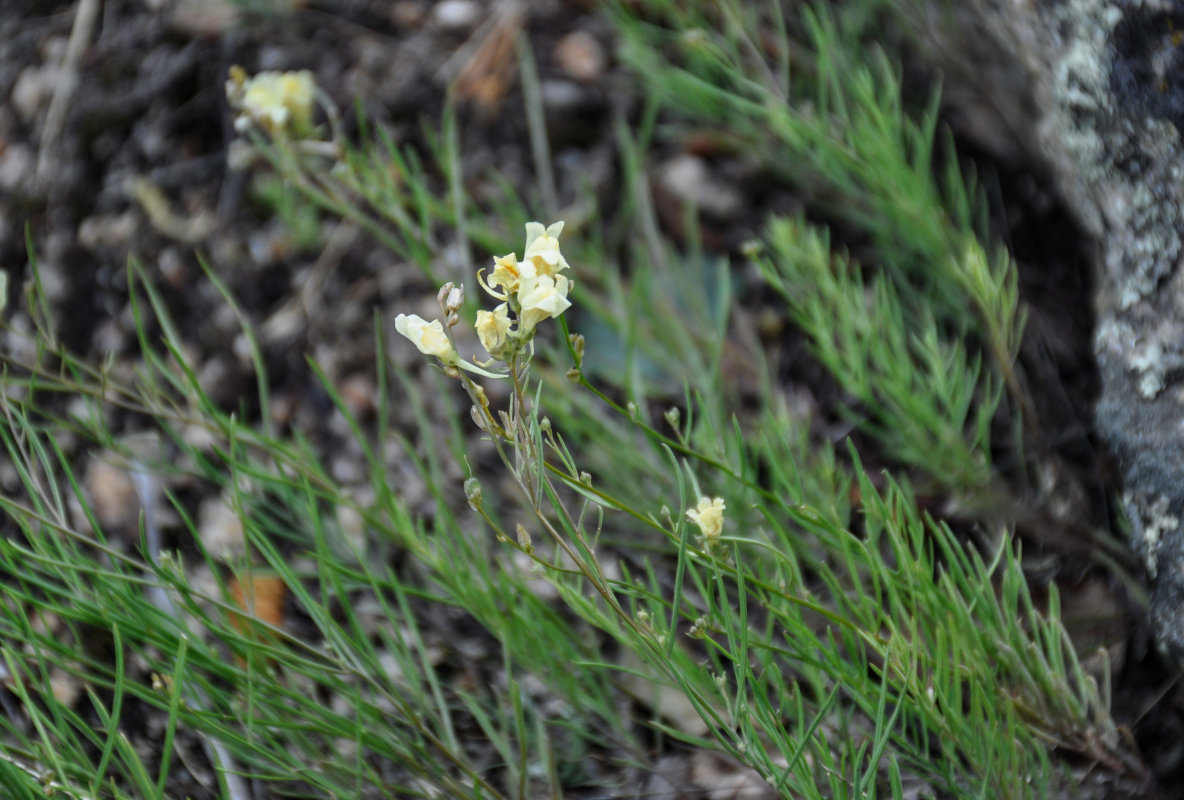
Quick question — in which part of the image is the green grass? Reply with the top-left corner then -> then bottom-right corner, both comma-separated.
0,1 -> 1136,798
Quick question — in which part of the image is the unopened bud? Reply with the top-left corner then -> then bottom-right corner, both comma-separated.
515,523 -> 533,551
568,332 -> 585,363
464,477 -> 483,510
664,407 -> 680,430
437,282 -> 464,317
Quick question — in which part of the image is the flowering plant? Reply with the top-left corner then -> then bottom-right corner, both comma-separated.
395,221 -> 574,381
226,67 -> 318,138
686,496 -> 726,543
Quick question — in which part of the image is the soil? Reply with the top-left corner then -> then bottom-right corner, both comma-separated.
2,0 -> 1183,797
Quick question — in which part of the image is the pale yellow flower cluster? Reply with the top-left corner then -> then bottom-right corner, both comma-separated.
686,497 -> 726,541
395,221 -> 573,372
227,67 -> 316,137
478,222 -> 573,340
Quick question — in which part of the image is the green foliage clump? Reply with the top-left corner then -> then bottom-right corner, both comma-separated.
0,2 -> 1136,799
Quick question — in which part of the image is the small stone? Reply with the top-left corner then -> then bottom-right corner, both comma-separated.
553,31 -> 607,82
331,452 -> 364,484
540,79 -> 585,112
656,154 -> 744,220
0,143 -> 35,193
181,423 -> 217,452
339,373 -> 376,420
198,495 -> 245,560
268,391 -> 297,427
78,211 -> 138,251
12,65 -> 57,123
169,0 -> 240,36
689,751 -> 775,799
391,1 -> 427,28
432,0 -> 480,31
158,246 -> 190,289
49,669 -> 82,708
91,319 -> 124,359
195,355 -> 240,407
85,458 -> 139,533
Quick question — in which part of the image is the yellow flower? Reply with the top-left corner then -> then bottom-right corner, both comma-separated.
478,252 -> 523,300
517,272 -> 571,332
475,303 -> 513,357
395,314 -> 458,364
522,221 -> 569,277
686,497 -> 726,541
235,69 -> 316,136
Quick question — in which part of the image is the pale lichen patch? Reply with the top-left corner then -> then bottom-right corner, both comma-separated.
1130,340 -> 1166,398
1126,490 -> 1179,578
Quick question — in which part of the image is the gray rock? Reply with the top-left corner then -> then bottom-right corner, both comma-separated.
935,0 -> 1184,658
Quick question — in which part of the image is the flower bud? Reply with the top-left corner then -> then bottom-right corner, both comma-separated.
568,332 -> 585,364
464,477 -> 483,511
515,523 -> 533,551
437,282 -> 464,317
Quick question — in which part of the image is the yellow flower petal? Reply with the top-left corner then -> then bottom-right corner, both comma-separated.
476,303 -> 513,357
686,497 -> 726,540
522,220 -> 569,277
517,273 -> 571,332
236,70 -> 316,136
395,314 -> 458,363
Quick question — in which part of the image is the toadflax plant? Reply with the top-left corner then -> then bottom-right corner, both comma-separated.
218,53 -> 1132,797
393,217 -> 1125,800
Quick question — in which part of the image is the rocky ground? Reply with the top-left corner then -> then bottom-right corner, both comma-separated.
3,0 -> 1184,796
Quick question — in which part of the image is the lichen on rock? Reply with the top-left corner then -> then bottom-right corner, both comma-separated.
938,0 -> 1184,659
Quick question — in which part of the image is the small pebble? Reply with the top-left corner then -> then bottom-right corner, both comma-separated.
390,1 -> 427,28
11,65 -> 56,123
169,0 -> 240,36
78,211 -> 138,251
689,751 -> 775,800
339,373 -> 376,419
198,495 -> 245,560
432,0 -> 481,31
0,143 -> 35,192
195,354 -> 239,407
540,79 -> 585,112
49,669 -> 82,708
85,458 -> 139,533
554,31 -> 606,82
657,154 -> 744,220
